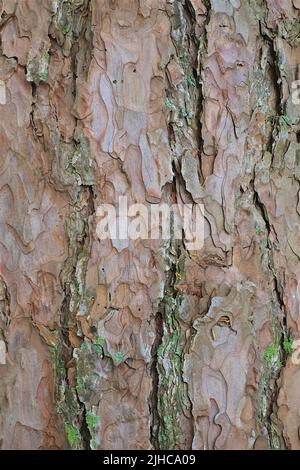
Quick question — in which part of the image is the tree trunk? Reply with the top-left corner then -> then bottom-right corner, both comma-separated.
0,0 -> 300,450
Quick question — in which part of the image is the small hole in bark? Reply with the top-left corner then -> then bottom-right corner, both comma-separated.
113,79 -> 117,84
133,68 -> 136,72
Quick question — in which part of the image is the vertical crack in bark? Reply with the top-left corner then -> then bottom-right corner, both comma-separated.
0,276 -> 10,352
58,184 -> 94,449
153,0 -> 211,449
150,311 -> 163,449
252,4 -> 290,446
48,0 -> 95,449
253,183 -> 285,447
186,0 -> 211,186
250,2 -> 287,448
156,234 -> 186,449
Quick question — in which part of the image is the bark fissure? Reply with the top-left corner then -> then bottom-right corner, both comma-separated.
149,311 -> 163,449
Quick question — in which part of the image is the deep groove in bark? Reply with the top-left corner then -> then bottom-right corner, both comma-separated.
150,311 -> 163,449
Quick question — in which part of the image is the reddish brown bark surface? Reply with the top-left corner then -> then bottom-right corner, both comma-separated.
0,0 -> 300,450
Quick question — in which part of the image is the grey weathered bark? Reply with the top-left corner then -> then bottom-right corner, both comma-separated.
0,0 -> 300,450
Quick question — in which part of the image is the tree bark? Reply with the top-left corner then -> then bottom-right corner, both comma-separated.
0,0 -> 300,450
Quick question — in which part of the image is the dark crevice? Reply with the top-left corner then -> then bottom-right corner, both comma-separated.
252,178 -> 287,448
185,0 -> 211,186
150,311 -> 163,449
257,15 -> 290,449
253,186 -> 271,234
0,276 -> 11,346
152,0 -> 211,449
52,0 -> 94,450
